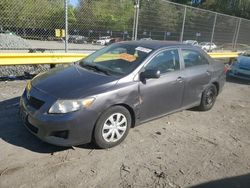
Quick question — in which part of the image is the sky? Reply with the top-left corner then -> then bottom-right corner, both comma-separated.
69,0 -> 78,7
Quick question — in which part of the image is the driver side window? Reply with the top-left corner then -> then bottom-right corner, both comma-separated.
145,49 -> 180,74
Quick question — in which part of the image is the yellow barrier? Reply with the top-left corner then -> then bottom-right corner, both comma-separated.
208,52 -> 239,58
0,52 -> 239,66
0,53 -> 87,66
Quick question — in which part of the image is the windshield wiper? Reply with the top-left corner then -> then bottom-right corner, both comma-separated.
82,64 -> 111,75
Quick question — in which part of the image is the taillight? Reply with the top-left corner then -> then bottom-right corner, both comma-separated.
224,64 -> 230,73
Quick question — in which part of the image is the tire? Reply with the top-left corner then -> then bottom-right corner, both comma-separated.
198,84 -> 217,111
93,106 -> 131,149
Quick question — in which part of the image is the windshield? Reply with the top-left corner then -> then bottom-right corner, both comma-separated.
79,43 -> 153,76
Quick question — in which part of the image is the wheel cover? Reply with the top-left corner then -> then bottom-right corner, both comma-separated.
102,113 -> 127,143
205,88 -> 215,106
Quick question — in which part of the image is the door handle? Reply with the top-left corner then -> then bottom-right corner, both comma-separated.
176,77 -> 183,82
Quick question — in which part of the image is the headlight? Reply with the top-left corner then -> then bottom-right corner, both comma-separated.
48,98 -> 95,114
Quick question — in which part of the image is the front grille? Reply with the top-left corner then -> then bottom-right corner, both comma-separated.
26,95 -> 45,109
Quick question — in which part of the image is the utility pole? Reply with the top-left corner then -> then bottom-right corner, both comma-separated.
132,2 -> 137,40
132,0 -> 140,40
210,13 -> 217,51
234,18 -> 241,51
134,0 -> 140,40
180,6 -> 187,42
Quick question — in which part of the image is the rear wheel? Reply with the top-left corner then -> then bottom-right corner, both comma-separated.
198,84 -> 217,111
93,106 -> 131,148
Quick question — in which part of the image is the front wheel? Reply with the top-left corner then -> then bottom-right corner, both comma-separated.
93,106 -> 131,149
198,84 -> 217,111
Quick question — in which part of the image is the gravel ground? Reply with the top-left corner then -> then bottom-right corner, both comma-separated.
0,77 -> 249,188
0,65 -> 50,78
0,34 -> 31,49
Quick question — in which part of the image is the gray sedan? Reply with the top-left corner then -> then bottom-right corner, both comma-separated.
20,41 -> 226,148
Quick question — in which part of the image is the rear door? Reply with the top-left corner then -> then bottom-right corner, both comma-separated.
180,49 -> 212,107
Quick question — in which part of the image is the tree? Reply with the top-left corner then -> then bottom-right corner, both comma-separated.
0,0 -> 65,29
75,0 -> 134,32
138,0 -> 183,40
200,0 -> 250,19
170,0 -> 250,19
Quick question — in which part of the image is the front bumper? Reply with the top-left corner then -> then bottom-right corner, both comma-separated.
19,88 -> 98,147
228,67 -> 250,81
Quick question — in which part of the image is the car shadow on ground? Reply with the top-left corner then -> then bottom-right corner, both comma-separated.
191,173 -> 250,188
226,75 -> 250,85
0,97 -> 71,153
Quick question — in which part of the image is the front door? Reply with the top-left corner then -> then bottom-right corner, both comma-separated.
138,49 -> 185,122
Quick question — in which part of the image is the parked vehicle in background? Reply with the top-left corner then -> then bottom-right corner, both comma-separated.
199,42 -> 217,52
96,36 -> 112,45
68,35 -> 88,44
217,43 -> 250,52
183,40 -> 199,46
140,38 -> 152,41
228,50 -> 250,80
106,37 -> 123,45
20,41 -> 226,148
0,30 -> 17,35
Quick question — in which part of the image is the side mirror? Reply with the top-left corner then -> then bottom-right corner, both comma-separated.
140,69 -> 161,80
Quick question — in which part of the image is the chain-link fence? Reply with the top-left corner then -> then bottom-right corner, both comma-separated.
0,0 -> 250,52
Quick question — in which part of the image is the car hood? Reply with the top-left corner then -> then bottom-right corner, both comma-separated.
237,56 -> 250,69
32,65 -> 119,99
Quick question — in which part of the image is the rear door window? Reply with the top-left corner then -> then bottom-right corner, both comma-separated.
182,49 -> 209,68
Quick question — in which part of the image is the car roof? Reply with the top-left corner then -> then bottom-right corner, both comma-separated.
120,40 -> 185,50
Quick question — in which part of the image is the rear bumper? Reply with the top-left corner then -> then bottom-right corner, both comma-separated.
217,71 -> 226,95
20,95 -> 98,147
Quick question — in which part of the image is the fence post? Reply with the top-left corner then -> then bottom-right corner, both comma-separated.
234,18 -> 241,51
64,0 -> 68,53
210,13 -> 217,51
180,6 -> 187,42
232,19 -> 238,50
132,3 -> 136,40
210,13 -> 217,43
